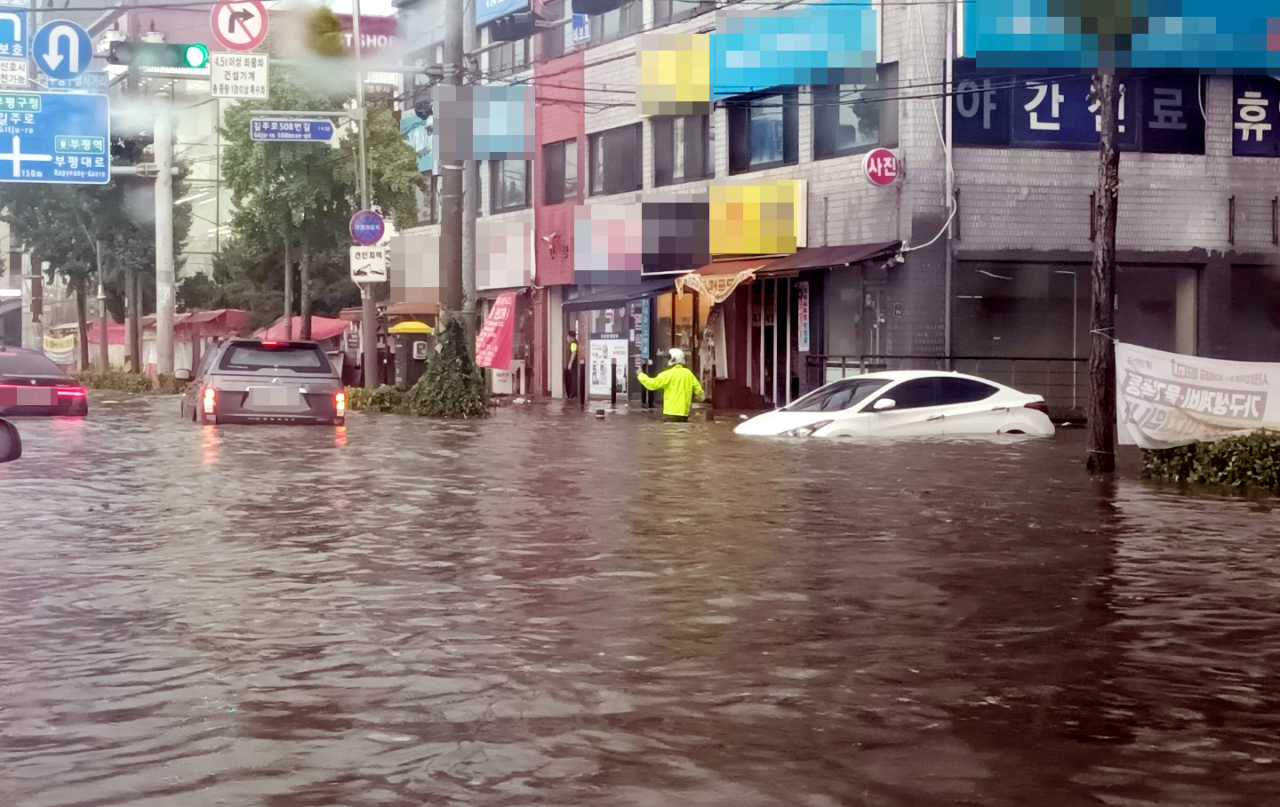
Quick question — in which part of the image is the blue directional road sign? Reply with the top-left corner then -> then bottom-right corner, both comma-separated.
47,70 -> 109,94
250,118 -> 334,142
0,91 -> 110,184
33,21 -> 91,80
0,5 -> 29,59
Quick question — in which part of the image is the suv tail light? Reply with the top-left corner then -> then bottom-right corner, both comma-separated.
334,390 -> 346,416
202,386 -> 217,415
1024,400 -> 1050,416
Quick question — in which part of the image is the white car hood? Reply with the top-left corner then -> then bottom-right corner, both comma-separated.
734,409 -> 837,436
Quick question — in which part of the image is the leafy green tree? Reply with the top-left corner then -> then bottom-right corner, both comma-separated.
404,316 -> 490,418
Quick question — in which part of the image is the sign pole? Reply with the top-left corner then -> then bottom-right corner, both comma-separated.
1087,73 -> 1119,473
154,87 -> 175,377
351,0 -> 381,389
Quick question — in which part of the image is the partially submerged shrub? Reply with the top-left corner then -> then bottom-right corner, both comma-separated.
403,317 -> 490,419
1142,432 -> 1280,492
346,385 -> 409,413
78,372 -> 154,394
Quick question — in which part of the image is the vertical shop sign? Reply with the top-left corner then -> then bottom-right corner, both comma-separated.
796,281 -> 810,352
475,292 -> 517,370
1233,76 -> 1280,158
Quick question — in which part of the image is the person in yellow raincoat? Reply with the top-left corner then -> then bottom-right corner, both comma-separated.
637,348 -> 704,422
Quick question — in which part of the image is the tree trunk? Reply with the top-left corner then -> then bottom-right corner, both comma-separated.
300,241 -> 312,340
283,240 -> 293,340
1087,73 -> 1120,474
128,269 -> 141,374
75,278 -> 89,372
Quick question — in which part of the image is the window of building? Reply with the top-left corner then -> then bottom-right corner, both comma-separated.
490,160 -> 531,213
591,0 -> 639,47
813,63 -> 900,160
653,114 -> 712,186
589,123 -> 642,196
489,34 -> 531,77
653,0 -> 714,26
544,139 -> 579,204
727,88 -> 799,174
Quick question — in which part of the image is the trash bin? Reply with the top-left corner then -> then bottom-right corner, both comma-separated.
389,321 -> 435,387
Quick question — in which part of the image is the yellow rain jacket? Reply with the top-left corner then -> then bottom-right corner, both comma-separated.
637,363 -> 704,417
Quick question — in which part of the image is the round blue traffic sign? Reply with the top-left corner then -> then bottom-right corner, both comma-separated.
33,21 -> 92,80
350,210 -> 385,246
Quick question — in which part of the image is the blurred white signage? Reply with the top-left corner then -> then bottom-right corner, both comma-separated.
1117,342 -> 1280,449
211,52 -> 268,99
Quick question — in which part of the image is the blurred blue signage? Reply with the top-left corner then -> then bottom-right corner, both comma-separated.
712,6 -> 876,99
250,118 -> 334,142
399,109 -> 433,173
953,62 -> 1204,154
970,0 -> 1280,72
0,91 -> 109,184
476,0 -> 528,27
432,85 -> 532,161
571,13 -> 590,45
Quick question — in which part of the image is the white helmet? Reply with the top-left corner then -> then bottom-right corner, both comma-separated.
668,348 -> 686,365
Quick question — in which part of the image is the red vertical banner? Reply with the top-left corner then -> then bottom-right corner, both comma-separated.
475,293 -> 517,370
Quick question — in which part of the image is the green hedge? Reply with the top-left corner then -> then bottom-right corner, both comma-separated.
346,385 -> 410,413
1142,432 -> 1280,492
78,372 -> 155,394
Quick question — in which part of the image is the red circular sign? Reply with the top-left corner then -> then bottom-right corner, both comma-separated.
210,0 -> 269,52
863,148 -> 900,186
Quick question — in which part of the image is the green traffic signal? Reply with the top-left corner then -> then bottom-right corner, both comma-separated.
108,41 -> 211,69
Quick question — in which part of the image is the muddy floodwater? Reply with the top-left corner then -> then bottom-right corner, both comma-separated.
2,395 -> 1280,806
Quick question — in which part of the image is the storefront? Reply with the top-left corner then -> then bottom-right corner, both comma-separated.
562,278 -> 673,403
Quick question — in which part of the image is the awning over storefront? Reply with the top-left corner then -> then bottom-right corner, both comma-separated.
757,241 -> 902,276
562,277 -> 674,312
384,301 -> 441,317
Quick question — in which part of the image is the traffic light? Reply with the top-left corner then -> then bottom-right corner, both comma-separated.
107,41 -> 210,70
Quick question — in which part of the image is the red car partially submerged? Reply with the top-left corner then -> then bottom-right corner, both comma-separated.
0,348 -> 88,417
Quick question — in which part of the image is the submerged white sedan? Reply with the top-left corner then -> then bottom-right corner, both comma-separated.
733,370 -> 1055,438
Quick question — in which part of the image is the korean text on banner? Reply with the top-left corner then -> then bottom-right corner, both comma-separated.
712,6 -> 876,99
475,292 -> 517,370
637,33 -> 711,117
43,332 -> 76,364
1116,342 -> 1280,449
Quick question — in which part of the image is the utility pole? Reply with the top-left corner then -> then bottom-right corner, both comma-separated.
154,87 -> 175,377
1087,73 -> 1119,473
354,0 -> 380,388
461,4 -> 478,344
96,240 -> 109,372
440,0 -> 465,319
283,241 -> 292,339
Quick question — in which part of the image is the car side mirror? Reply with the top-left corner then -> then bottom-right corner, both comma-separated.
872,397 -> 896,412
0,418 -> 22,463
174,368 -> 191,381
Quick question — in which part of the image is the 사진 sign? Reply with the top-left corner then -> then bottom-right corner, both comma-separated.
1116,342 -> 1280,449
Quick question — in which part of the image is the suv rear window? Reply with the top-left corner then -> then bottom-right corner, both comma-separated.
219,344 -> 332,374
0,350 -> 64,377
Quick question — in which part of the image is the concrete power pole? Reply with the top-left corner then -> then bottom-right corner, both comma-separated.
462,4 -> 478,344
354,0 -> 380,388
1087,73 -> 1120,473
96,240 -> 109,372
154,89 -> 175,377
440,0 -> 465,320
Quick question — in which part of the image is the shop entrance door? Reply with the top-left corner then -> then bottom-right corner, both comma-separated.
861,284 -> 887,364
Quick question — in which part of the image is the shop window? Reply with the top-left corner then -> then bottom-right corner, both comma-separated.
591,0 -> 639,46
653,114 -> 713,186
952,263 -> 1085,359
813,63 -> 900,160
490,159 -> 531,213
589,123 -> 643,196
654,0 -> 713,26
727,89 -> 799,174
1227,265 -> 1280,361
543,139 -> 579,204
1116,265 -> 1198,355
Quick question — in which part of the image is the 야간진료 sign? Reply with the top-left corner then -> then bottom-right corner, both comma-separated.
1116,342 -> 1280,449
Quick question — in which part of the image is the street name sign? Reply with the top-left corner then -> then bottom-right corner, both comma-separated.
0,91 -> 109,184
0,4 -> 28,88
211,0 -> 269,52
349,245 -> 387,283
349,209 -> 385,245
250,118 -> 333,142
211,52 -> 267,99
47,70 -> 108,93
32,20 -> 91,81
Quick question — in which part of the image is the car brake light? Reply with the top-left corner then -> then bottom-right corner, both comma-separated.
1024,401 -> 1050,415
56,387 -> 87,398
334,390 -> 346,416
261,340 -> 281,347
202,386 -> 217,415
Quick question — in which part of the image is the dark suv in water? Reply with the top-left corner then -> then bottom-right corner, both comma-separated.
179,339 -> 346,426
0,347 -> 89,417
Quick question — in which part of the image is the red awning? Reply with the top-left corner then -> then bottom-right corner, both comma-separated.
255,316 -> 351,342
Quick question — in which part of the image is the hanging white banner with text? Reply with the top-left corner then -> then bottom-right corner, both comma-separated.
1116,342 -> 1280,449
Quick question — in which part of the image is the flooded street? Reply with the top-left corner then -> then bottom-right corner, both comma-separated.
3,394 -> 1280,806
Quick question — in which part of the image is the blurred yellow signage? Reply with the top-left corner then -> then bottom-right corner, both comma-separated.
637,33 -> 711,118
709,179 -> 806,255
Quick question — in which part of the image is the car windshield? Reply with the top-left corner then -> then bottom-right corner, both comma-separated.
0,350 -> 64,377
784,378 -> 889,412
219,344 -> 332,374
